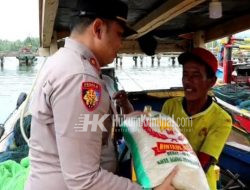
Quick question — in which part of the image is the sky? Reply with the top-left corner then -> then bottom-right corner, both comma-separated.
235,30 -> 250,38
0,0 -> 39,41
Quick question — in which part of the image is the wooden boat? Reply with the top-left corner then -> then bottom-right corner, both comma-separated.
3,0 -> 250,189
129,88 -> 250,187
16,48 -> 37,66
39,0 -> 250,188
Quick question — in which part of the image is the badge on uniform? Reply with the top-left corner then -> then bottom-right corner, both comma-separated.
82,82 -> 101,111
89,57 -> 100,72
90,58 -> 97,67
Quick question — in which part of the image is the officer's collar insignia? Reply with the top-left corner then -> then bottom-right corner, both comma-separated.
89,57 -> 100,73
82,82 -> 101,111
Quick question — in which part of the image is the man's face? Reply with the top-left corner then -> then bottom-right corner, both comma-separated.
182,61 -> 215,101
99,20 -> 124,65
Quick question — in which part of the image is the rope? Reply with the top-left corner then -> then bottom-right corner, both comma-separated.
19,57 -> 47,145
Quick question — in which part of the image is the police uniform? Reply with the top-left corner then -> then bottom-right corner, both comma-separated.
25,37 -> 141,190
162,97 -> 232,190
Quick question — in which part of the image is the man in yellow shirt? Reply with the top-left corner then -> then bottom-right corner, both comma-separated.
161,47 -> 232,190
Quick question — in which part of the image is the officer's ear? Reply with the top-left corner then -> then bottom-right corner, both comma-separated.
92,18 -> 104,39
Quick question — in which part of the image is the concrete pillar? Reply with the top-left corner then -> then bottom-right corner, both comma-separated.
157,54 -> 161,66
120,56 -> 123,67
115,57 -> 119,68
50,31 -> 58,55
25,56 -> 29,66
0,57 -> 3,68
133,56 -> 138,67
193,30 -> 205,48
38,48 -> 50,56
140,55 -> 143,67
171,57 -> 176,66
151,56 -> 155,67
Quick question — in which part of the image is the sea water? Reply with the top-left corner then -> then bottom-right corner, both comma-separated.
0,56 -> 182,124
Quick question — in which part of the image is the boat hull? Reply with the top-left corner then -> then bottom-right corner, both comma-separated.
219,144 -> 250,185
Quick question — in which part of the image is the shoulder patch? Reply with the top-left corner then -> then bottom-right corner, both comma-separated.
82,82 -> 101,111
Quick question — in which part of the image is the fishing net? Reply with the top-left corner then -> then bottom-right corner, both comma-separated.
0,115 -> 31,163
213,84 -> 250,111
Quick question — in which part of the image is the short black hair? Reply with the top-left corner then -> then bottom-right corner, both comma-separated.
70,16 -> 113,34
70,16 -> 95,34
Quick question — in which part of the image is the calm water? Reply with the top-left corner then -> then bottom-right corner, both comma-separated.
0,56 -> 182,124
0,57 -> 44,124
115,56 -> 183,91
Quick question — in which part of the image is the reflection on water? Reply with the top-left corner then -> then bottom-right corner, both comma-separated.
0,56 -> 182,124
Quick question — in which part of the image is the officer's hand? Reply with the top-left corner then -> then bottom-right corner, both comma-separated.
112,90 -> 134,114
154,167 -> 177,190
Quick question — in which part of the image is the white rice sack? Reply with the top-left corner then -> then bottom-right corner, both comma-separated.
121,111 -> 209,190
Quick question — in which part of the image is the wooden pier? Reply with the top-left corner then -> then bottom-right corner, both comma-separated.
115,53 -> 180,68
0,51 -> 38,66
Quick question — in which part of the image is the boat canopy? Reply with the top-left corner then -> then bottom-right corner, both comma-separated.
39,0 -> 250,55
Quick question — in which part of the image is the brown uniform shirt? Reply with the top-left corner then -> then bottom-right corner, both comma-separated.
25,38 -> 141,190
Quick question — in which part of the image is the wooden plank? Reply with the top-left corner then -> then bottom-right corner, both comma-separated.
50,31 -> 58,55
193,30 -> 205,48
38,48 -> 50,56
39,32 -> 58,56
120,40 -> 186,54
39,0 -> 43,46
226,142 -> 250,152
216,97 -> 250,119
128,0 -> 206,39
205,14 -> 250,43
41,0 -> 59,48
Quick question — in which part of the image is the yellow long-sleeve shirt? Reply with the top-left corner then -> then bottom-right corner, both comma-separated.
161,97 -> 232,190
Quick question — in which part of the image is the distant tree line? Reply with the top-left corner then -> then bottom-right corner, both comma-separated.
0,37 -> 39,52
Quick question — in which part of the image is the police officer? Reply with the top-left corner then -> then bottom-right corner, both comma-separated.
25,0 -> 176,189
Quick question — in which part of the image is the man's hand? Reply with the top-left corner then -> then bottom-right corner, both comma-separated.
154,167 -> 178,190
112,90 -> 134,114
